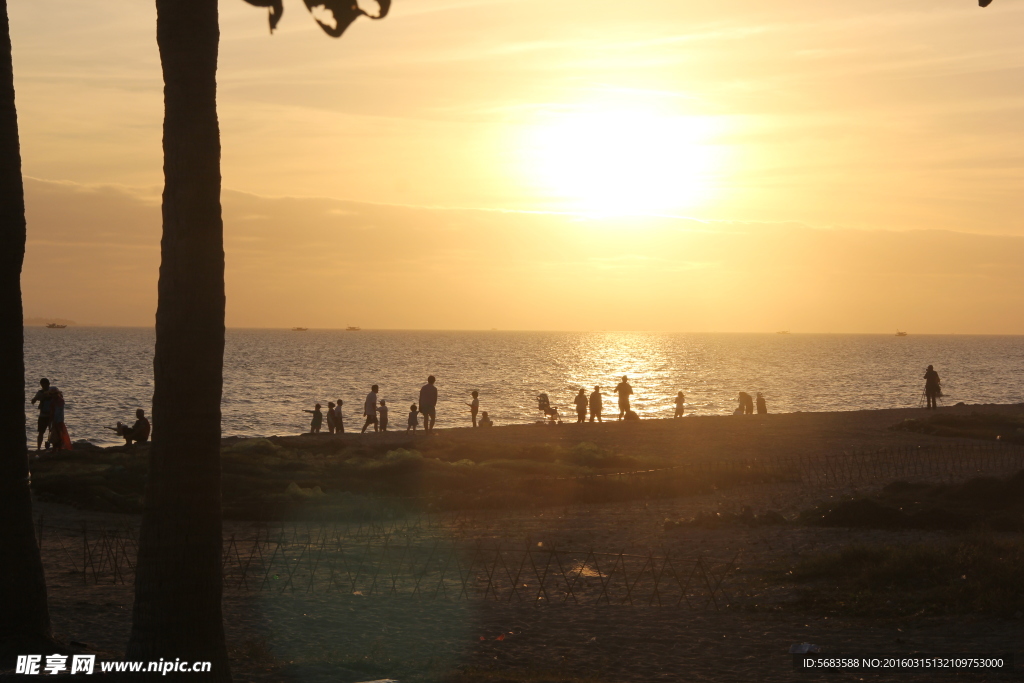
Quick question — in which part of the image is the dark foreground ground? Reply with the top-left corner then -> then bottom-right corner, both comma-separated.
13,404 -> 1024,682
33,495 -> 1024,683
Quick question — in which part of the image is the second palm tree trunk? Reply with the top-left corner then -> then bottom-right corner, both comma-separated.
126,0 -> 230,680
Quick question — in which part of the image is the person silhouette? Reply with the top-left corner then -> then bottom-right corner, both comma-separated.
756,392 -> 768,415
31,378 -> 53,452
326,401 -> 336,434
44,385 -> 68,451
674,391 -> 685,418
378,399 -> 389,431
574,388 -> 588,423
362,385 -> 379,433
466,390 -> 479,427
407,403 -> 419,432
537,393 -> 559,423
419,375 -> 438,432
924,365 -> 941,410
478,411 -> 493,427
589,386 -> 603,423
334,399 -> 344,434
114,408 -> 150,446
303,403 -> 323,433
738,392 -> 754,415
614,376 -> 633,420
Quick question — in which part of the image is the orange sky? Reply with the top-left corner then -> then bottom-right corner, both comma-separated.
12,0 -> 1024,332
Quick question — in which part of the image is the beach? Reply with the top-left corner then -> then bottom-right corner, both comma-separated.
24,327 -> 1024,447
12,2 -> 1024,679
23,403 -> 1024,681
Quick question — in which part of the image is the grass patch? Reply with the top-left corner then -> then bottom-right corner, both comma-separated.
31,437 -> 666,518
799,470 -> 1024,531
892,411 -> 1024,444
788,537 -> 1024,617
33,435 -> 782,519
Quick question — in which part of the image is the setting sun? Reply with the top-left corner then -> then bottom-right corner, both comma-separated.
523,107 -> 722,216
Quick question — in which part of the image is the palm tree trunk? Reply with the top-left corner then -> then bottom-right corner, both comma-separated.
0,0 -> 57,666
126,0 -> 230,679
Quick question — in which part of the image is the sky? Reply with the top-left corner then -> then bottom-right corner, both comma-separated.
11,0 -> 1024,332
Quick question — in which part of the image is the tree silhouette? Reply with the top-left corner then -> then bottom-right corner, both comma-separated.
0,0 -> 60,666
244,0 -> 390,37
125,1 -> 385,679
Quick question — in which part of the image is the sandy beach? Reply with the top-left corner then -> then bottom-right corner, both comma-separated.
18,403 -> 1024,682
286,401 -> 1024,460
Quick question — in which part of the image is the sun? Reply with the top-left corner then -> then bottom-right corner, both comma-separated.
523,107 -> 721,216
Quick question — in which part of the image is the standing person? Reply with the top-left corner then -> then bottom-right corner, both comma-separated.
589,386 -> 603,423
303,403 -> 323,434
30,378 -> 53,452
738,392 -> 754,415
574,388 -> 588,423
46,386 -> 69,451
614,376 -> 633,420
334,399 -> 345,434
674,391 -> 685,418
407,403 -> 419,432
362,385 -> 379,433
419,375 -> 438,432
756,392 -> 767,415
378,399 -> 389,431
466,390 -> 479,427
326,401 -> 336,434
924,365 -> 941,410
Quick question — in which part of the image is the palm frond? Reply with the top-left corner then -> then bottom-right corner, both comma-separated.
303,1 -> 390,38
243,0 -> 389,36
242,0 -> 285,33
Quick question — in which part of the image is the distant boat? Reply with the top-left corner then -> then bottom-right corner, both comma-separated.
895,330 -> 908,337
291,327 -> 308,332
345,326 -> 361,331
45,323 -> 67,329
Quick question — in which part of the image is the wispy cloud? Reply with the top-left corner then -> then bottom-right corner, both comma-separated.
21,178 -> 1024,333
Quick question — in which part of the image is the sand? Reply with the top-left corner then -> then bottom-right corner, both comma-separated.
18,403 -> 1024,682
275,402 -> 1024,462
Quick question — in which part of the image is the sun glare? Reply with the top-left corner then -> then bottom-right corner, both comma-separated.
524,107 -> 721,216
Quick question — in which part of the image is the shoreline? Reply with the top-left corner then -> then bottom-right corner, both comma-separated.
25,324 -> 1024,335
77,402 -> 1024,461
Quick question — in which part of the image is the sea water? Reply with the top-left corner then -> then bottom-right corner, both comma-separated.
23,327 -> 1024,445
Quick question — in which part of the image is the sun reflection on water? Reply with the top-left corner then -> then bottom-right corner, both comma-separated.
23,328 -> 1024,443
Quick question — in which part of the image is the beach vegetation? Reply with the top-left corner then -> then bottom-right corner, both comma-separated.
893,411 -> 1024,444
800,469 -> 1024,531
787,536 -> 1024,617
32,430 -> 791,519
224,437 -> 281,456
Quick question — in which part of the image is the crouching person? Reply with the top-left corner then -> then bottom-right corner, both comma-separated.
115,408 -> 151,445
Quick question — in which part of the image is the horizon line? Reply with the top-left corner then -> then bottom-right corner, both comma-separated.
22,324 -> 1024,336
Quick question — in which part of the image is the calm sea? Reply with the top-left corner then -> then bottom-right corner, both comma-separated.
23,327 -> 1024,446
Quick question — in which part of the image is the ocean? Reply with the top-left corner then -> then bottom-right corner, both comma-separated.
23,327 -> 1024,446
